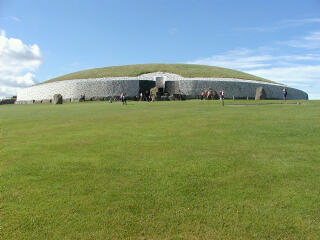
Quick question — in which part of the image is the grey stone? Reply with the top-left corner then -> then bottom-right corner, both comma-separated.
161,96 -> 169,101
156,77 -> 165,88
255,87 -> 266,100
53,94 -> 63,104
150,87 -> 159,100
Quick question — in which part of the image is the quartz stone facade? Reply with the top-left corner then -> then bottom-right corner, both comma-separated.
16,72 -> 308,102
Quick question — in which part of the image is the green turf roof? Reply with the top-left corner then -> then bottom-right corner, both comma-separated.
44,63 -> 276,84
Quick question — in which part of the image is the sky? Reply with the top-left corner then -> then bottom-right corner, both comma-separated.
0,0 -> 320,99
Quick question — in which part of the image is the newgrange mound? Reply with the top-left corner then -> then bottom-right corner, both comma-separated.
16,64 -> 308,103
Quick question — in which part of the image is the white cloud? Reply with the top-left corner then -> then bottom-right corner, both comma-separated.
246,65 -> 320,83
188,48 -> 320,99
0,86 -> 20,99
0,30 -> 42,99
10,16 -> 21,22
243,18 -> 320,32
187,48 -> 320,70
246,66 -> 320,99
281,31 -> 320,49
188,48 -> 274,69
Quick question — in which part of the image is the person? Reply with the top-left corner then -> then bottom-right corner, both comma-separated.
219,90 -> 222,100
109,97 -> 112,103
200,91 -> 205,100
139,92 -> 143,101
283,88 -> 287,101
80,94 -> 85,102
207,90 -> 211,100
120,93 -> 123,103
122,93 -> 127,105
221,90 -> 224,100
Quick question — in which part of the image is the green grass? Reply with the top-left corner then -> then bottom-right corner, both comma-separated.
45,63 -> 275,84
0,100 -> 319,239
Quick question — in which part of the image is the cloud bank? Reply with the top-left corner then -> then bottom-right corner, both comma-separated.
188,30 -> 320,100
0,30 -> 42,98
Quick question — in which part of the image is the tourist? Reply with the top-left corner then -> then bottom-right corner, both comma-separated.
283,88 -> 287,101
207,90 -> 211,100
80,94 -> 85,102
123,93 -> 127,105
200,91 -> 205,100
120,93 -> 123,103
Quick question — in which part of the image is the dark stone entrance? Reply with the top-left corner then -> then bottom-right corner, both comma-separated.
139,80 -> 155,99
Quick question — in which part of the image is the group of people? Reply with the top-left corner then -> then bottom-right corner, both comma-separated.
87,88 -> 288,104
138,92 -> 152,102
200,90 -> 224,100
80,94 -> 86,102
107,93 -> 126,104
200,88 -> 288,101
119,93 -> 127,105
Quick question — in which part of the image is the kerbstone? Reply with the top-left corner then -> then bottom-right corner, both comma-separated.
53,94 -> 63,104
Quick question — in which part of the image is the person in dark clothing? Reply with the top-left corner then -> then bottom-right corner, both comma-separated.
283,88 -> 287,101
122,93 -> 127,105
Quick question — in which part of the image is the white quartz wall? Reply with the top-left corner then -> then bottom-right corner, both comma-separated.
17,78 -> 140,101
178,80 -> 308,100
17,72 -> 308,101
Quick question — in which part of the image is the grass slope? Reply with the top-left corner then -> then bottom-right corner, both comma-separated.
45,63 -> 274,83
0,100 -> 319,239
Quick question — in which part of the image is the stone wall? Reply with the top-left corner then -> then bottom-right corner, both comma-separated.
165,81 -> 180,95
17,79 -> 140,101
178,80 -> 308,100
17,72 -> 308,102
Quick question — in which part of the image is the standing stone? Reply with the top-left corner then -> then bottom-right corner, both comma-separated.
255,87 -> 266,100
53,94 -> 63,104
155,77 -> 165,89
150,87 -> 159,101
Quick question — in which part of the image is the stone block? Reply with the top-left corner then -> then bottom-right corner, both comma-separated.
160,96 -> 169,101
255,87 -> 266,100
53,94 -> 63,104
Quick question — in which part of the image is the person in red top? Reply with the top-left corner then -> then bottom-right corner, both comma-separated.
200,91 -> 205,100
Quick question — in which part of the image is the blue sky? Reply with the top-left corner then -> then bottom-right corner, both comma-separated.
1,0 -> 320,99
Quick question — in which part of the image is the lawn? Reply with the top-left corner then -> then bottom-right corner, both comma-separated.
0,100 -> 319,239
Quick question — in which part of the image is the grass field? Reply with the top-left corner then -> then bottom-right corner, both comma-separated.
45,63 -> 274,83
0,100 -> 319,239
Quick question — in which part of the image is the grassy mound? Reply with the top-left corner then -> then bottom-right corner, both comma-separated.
45,63 -> 275,83
0,100 -> 319,239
